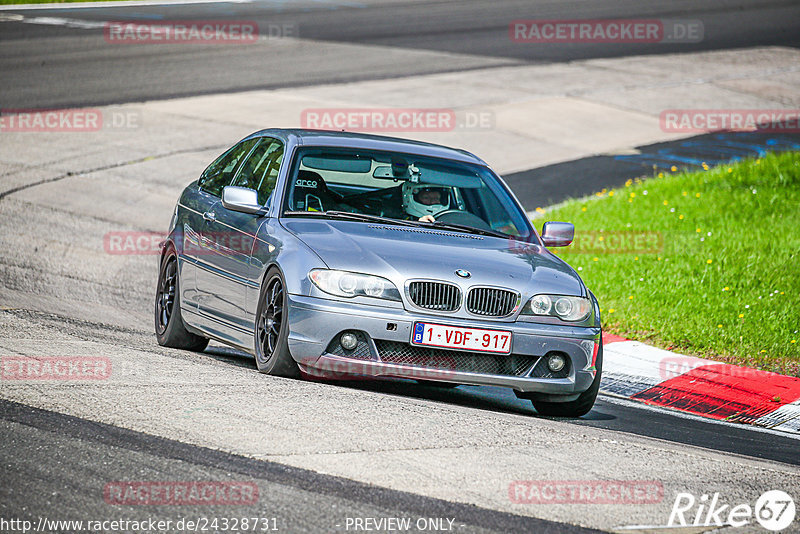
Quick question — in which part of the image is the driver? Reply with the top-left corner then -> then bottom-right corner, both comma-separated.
402,182 -> 451,222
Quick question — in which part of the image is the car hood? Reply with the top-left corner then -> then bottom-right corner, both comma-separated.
282,219 -> 584,296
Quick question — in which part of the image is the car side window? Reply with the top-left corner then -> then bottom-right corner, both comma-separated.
199,139 -> 258,198
232,137 -> 284,206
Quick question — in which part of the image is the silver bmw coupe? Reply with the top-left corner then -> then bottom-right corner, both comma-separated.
156,129 -> 603,416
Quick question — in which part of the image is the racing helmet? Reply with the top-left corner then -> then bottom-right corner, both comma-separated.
402,181 -> 451,218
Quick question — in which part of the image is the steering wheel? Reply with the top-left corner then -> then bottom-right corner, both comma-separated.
433,209 -> 493,230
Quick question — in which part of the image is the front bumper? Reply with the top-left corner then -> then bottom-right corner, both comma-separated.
287,294 -> 600,395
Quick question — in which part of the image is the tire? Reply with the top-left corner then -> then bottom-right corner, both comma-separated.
155,247 -> 209,352
254,267 -> 299,377
532,341 -> 603,417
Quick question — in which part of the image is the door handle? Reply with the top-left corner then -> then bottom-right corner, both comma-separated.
203,211 -> 216,222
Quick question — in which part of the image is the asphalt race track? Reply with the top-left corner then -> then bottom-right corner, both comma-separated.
0,399 -> 597,534
1,0 -> 799,107
1,1 -> 799,532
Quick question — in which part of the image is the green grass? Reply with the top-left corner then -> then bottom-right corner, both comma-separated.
541,151 -> 800,376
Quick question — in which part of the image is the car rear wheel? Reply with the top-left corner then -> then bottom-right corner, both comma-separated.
532,341 -> 602,417
254,268 -> 299,377
155,248 -> 209,352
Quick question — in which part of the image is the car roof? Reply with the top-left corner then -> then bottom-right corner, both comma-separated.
246,128 -> 488,167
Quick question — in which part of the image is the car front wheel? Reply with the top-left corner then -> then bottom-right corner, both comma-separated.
254,268 -> 299,377
531,341 -> 603,417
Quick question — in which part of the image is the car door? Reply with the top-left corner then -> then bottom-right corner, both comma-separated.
192,138 -> 258,323
233,138 -> 285,326
197,137 -> 284,334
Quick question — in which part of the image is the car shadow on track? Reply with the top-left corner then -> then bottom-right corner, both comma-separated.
201,343 -> 616,421
202,343 -> 258,369
338,380 -> 616,422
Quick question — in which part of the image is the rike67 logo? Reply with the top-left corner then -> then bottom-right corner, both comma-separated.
669,490 -> 795,531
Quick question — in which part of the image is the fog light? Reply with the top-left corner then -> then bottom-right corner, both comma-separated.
547,353 -> 566,373
340,332 -> 358,350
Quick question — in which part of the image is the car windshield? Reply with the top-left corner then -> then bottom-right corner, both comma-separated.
282,147 -> 532,239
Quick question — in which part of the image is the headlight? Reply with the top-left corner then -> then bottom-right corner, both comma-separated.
522,294 -> 591,322
309,269 -> 401,301
530,294 -> 552,315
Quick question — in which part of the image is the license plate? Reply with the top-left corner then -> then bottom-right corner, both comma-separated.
411,322 -> 512,354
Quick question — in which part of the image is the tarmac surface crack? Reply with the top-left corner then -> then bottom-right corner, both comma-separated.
0,143 -> 226,201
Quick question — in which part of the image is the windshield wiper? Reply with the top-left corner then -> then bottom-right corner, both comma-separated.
427,221 -> 510,239
284,211 -> 509,238
284,210 -> 420,228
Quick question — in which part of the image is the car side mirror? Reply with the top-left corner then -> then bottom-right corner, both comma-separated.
222,186 -> 262,215
541,221 -> 574,247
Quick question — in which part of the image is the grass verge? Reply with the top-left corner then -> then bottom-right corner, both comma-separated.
542,151 -> 800,376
